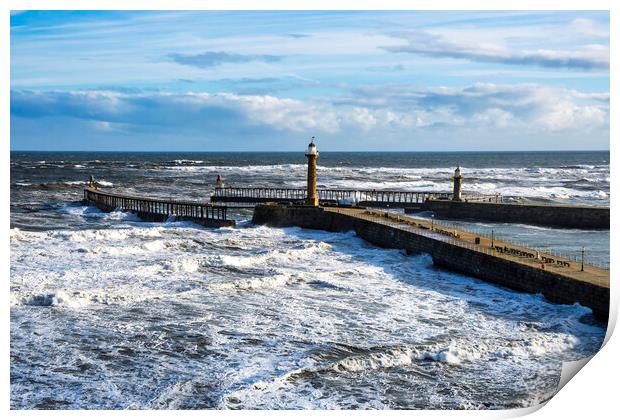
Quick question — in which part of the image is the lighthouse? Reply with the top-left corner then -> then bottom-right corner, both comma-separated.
305,137 -> 319,206
452,166 -> 463,201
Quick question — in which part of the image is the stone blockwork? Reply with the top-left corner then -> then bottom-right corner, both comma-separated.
423,200 -> 609,229
252,204 -> 609,320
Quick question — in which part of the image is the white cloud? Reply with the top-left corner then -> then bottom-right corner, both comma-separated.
339,83 -> 609,132
570,18 -> 609,39
214,93 -> 340,133
382,30 -> 609,71
472,108 -> 514,128
347,107 -> 378,131
11,83 -> 609,139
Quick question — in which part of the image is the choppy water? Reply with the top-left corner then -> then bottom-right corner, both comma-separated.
10,151 -> 609,409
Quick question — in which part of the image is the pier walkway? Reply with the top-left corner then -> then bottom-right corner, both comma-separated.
211,186 -> 499,208
83,188 -> 235,227
326,207 -> 609,287
252,204 -> 610,320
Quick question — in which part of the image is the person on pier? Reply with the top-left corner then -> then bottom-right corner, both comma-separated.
87,175 -> 98,190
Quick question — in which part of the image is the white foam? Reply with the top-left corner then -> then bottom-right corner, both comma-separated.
209,273 -> 295,291
14,290 -> 97,309
9,220 -> 606,409
172,159 -> 204,165
330,347 -> 416,372
12,287 -> 166,309
160,258 -> 199,273
56,226 -> 163,243
215,241 -> 332,269
10,228 -> 28,243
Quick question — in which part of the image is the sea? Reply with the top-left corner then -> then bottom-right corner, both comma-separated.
10,150 -> 610,409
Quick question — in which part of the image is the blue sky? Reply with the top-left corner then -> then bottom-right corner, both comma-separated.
10,10 -> 610,151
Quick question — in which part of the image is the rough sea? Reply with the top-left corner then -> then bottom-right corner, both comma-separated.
10,151 -> 610,409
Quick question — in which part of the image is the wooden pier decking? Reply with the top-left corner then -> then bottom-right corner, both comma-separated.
83,188 -> 235,227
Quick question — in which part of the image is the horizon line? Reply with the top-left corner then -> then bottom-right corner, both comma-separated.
9,149 -> 611,154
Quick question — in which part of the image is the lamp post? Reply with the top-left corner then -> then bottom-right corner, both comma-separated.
581,246 -> 585,271
305,137 -> 319,206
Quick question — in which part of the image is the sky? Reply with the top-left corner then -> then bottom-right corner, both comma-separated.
9,10 -> 610,151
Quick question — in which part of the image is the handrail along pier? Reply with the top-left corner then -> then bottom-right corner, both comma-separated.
83,188 -> 235,227
211,186 -> 498,207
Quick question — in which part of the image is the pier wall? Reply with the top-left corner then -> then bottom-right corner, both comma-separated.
422,200 -> 609,229
252,204 -> 609,320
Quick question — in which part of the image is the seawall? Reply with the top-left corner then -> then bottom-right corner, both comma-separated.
421,200 -> 609,229
252,204 -> 609,321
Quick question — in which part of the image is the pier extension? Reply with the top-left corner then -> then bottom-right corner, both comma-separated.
83,188 -> 235,228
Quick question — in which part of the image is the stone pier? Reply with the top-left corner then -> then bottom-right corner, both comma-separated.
252,204 -> 610,321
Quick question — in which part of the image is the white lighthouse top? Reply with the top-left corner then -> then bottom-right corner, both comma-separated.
306,137 -> 319,156
454,166 -> 462,178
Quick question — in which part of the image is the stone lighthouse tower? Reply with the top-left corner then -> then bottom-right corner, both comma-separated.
305,137 -> 319,206
452,166 -> 463,201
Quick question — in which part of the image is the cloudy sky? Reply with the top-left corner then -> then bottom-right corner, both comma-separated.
10,10 -> 610,151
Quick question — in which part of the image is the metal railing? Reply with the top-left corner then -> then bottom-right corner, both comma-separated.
413,218 -> 610,270
326,207 -> 609,271
212,186 -> 499,206
83,188 -> 230,221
